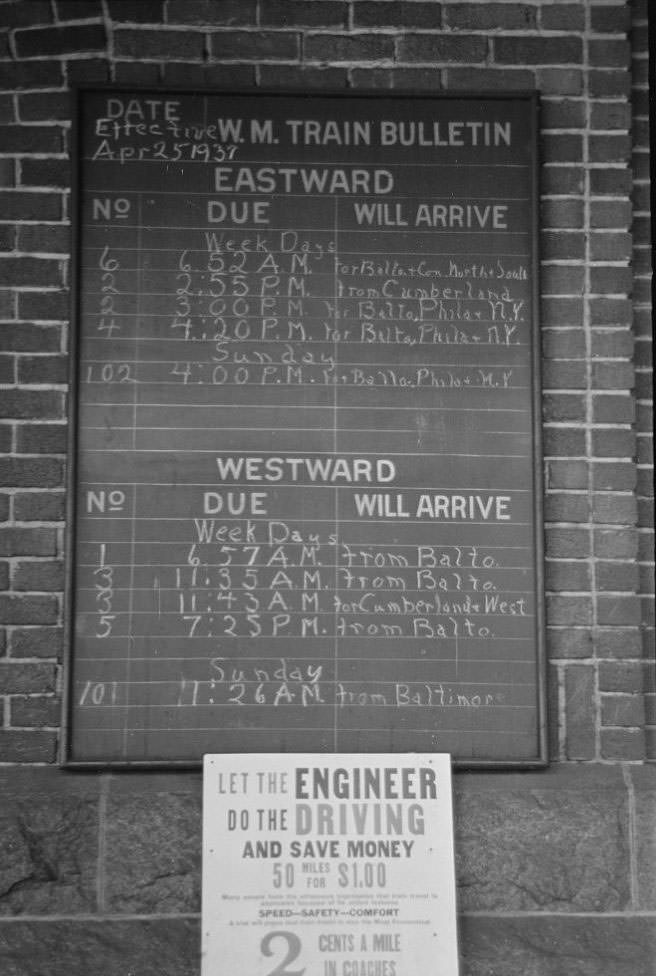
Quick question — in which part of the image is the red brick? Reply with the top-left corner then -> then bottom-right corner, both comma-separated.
591,359 -> 635,392
548,627 -> 592,659
354,2 -> 440,28
9,626 -> 63,659
446,4 -> 535,29
590,167 -> 632,195
0,190 -> 62,222
545,560 -> 591,591
17,355 -> 68,385
0,661 -> 56,694
590,332 -> 634,360
590,297 -> 632,326
632,278 -> 652,303
589,231 -> 632,262
0,594 -> 58,625
17,225 -> 70,254
14,24 -> 106,57
0,729 -> 57,762
590,200 -> 632,229
0,293 -> 16,320
540,4 -> 585,31
600,728 -> 645,760
542,133 -> 584,163
592,493 -> 637,525
541,199 -> 584,229
602,696 -> 645,727
0,1 -> 53,28
17,290 -> 69,321
594,527 -> 638,559
349,68 -> 395,89
18,92 -> 71,123
638,501 -> 654,532
591,5 -> 631,33
589,266 -> 632,293
161,62 -> 255,86
599,661 -> 645,695
596,561 -> 639,592
543,428 -> 587,456
15,424 -> 67,455
545,527 -> 590,559
108,58 -> 155,83
166,0 -> 253,25
589,39 -> 631,69
597,594 -> 641,626
541,328 -> 586,359
564,664 -> 596,759
0,528 -> 57,558
589,134 -> 632,164
637,438 -> 653,466
540,265 -> 585,296
0,323 -> 61,352
211,29 -> 301,60
56,0 -> 103,16
544,493 -> 589,523
259,65 -> 347,88
0,157 -> 16,189
541,297 -> 584,326
0,355 -> 15,384
547,460 -> 588,490
589,69 -> 631,97
547,662 -> 560,759
632,89 -> 650,117
0,390 -> 63,420
635,372 -> 653,398
445,67 -> 533,90
66,59 -> 110,84
548,594 -> 593,626
0,257 -> 63,288
495,36 -> 582,64
591,429 -> 636,459
542,362 -> 587,390
258,0 -> 348,27
633,211 -> 652,248
592,462 -> 636,492
541,167 -> 584,195
114,28 -> 204,59
9,694 -> 60,728
12,492 -> 65,522
541,100 -> 586,131
0,94 -> 16,124
398,34 -> 486,63
0,125 -> 63,156
0,63 -> 63,90
12,560 -> 64,592
538,68 -> 583,95
19,158 -> 71,189
542,393 -> 586,423
592,395 -> 635,424
590,101 -> 631,130
107,0 -> 164,21
0,458 -> 63,488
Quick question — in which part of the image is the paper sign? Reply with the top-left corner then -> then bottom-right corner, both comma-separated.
202,753 -> 459,975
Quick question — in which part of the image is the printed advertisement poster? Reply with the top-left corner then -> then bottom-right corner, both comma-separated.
202,753 -> 460,975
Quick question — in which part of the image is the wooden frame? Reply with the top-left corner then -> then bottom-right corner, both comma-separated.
62,88 -> 546,768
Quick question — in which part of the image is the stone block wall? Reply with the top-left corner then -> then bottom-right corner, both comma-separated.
0,1 -> 653,974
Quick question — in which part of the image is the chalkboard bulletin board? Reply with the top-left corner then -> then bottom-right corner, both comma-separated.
63,88 -> 546,768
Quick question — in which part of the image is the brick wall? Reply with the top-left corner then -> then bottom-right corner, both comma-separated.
0,2 -> 654,975
631,0 -> 655,758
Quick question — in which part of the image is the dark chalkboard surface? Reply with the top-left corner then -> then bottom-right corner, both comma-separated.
63,88 -> 546,767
